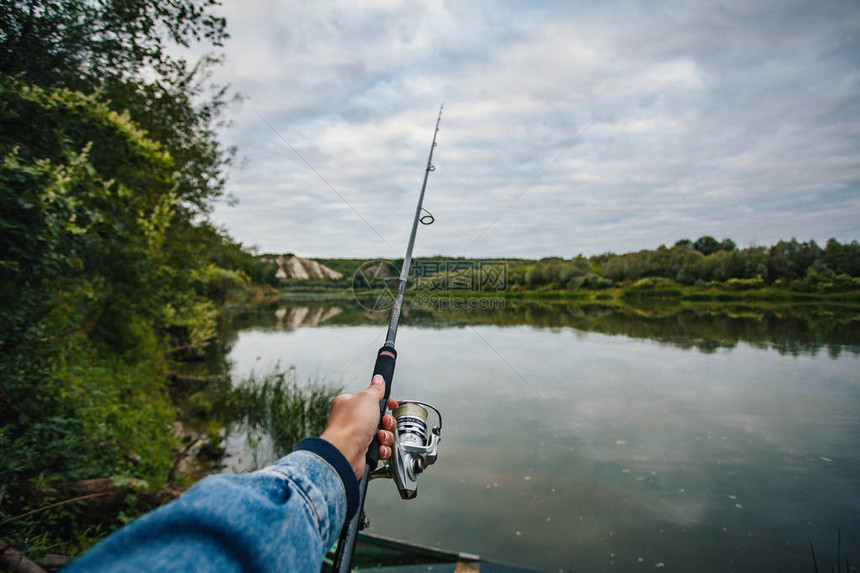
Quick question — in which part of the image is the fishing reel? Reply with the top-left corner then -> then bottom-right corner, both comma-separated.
371,400 -> 442,499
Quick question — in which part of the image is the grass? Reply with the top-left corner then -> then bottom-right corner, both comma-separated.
221,366 -> 342,468
809,529 -> 851,573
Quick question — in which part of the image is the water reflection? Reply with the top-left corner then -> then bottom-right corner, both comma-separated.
224,300 -> 860,358
274,305 -> 343,329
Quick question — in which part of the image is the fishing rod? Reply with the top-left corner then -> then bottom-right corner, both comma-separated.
330,105 -> 445,572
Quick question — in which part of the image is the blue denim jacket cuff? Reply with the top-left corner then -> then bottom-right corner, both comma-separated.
296,437 -> 359,521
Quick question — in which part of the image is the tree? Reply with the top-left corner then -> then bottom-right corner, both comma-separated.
673,248 -> 706,284
568,255 -> 592,278
0,0 -> 227,89
0,0 -> 236,215
0,79 -> 177,343
823,238 -> 860,276
693,236 -> 722,256
767,239 -> 821,280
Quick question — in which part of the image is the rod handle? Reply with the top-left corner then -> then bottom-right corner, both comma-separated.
366,346 -> 396,471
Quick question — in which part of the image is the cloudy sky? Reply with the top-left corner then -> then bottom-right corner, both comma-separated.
201,0 -> 860,259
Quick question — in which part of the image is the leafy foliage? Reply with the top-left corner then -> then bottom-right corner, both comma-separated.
0,0 -> 237,216
0,0 -> 228,89
1,79 -> 175,338
0,0 -> 267,557
0,77 -> 185,555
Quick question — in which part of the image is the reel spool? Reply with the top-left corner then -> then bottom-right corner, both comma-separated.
372,400 -> 442,500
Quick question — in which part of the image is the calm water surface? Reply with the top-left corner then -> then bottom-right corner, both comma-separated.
220,302 -> 860,572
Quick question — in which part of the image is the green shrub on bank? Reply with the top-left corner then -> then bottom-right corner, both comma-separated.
724,277 -> 767,291
0,300 -> 177,557
0,0 -> 257,558
0,76 -> 246,556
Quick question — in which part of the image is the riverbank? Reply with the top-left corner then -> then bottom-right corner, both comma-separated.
499,284 -> 860,304
271,282 -> 860,305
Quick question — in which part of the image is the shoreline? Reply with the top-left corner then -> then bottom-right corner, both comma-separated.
268,285 -> 860,306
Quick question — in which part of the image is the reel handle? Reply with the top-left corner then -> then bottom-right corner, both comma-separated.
365,345 -> 397,471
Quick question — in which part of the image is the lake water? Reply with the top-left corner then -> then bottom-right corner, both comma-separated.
219,301 -> 860,572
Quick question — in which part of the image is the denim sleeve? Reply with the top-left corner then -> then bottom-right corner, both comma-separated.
64,438 -> 359,573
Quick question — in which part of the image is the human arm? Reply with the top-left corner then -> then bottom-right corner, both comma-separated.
64,376 -> 397,573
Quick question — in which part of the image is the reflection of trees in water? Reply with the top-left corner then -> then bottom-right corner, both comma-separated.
220,300 -> 860,358
439,302 -> 860,357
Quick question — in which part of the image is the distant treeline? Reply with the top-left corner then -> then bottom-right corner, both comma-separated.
284,238 -> 860,295
507,237 -> 860,291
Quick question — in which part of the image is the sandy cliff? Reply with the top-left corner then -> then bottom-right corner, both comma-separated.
260,254 -> 343,280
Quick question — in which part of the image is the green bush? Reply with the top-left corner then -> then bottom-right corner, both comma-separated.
724,277 -> 766,291
0,315 -> 177,556
622,288 -> 683,300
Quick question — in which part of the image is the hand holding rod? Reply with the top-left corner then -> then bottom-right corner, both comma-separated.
330,105 -> 443,572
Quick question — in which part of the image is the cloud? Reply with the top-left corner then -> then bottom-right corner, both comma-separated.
205,0 -> 860,257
